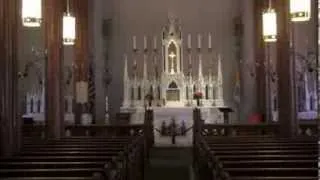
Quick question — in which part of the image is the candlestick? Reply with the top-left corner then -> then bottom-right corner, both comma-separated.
133,36 -> 137,50
197,34 -> 201,49
188,34 -> 191,49
208,33 -> 212,49
144,35 -> 147,50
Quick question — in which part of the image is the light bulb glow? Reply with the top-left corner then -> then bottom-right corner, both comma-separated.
290,0 -> 311,22
263,8 -> 277,43
22,0 -> 42,27
63,13 -> 76,46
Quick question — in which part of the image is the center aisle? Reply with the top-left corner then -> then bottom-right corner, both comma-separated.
144,147 -> 194,180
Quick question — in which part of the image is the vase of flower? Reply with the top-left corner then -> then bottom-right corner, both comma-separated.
193,92 -> 203,106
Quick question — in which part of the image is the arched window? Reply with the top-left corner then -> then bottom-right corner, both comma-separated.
138,86 -> 141,100
168,81 -> 178,89
168,42 -> 177,73
310,95 -> 314,110
37,99 -> 41,113
30,98 -> 34,113
186,86 -> 189,99
212,89 -> 216,100
131,87 -> 134,100
205,85 -> 209,99
297,85 -> 305,112
64,99 -> 68,112
157,86 -> 161,99
149,86 -> 153,96
273,96 -> 277,111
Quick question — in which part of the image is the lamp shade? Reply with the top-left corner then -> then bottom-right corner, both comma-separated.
290,0 -> 311,22
63,13 -> 76,46
262,8 -> 277,43
22,0 -> 42,27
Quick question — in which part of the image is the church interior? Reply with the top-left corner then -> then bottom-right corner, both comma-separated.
0,0 -> 319,179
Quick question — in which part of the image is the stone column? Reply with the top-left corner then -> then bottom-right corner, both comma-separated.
89,0 -> 106,124
73,0 -> 89,124
44,0 -> 64,139
275,0 -> 297,137
253,0 -> 266,122
240,0 -> 257,122
0,0 -> 20,156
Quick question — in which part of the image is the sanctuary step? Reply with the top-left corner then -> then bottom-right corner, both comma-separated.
145,147 -> 193,180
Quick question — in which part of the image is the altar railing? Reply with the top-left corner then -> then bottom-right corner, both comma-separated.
201,124 -> 279,137
22,124 -> 144,138
201,122 -> 317,137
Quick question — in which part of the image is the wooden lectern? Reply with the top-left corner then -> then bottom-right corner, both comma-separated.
218,107 -> 233,124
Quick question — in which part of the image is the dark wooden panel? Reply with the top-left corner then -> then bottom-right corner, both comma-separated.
275,0 -> 297,137
0,0 -> 20,157
44,0 -> 64,139
253,0 -> 266,118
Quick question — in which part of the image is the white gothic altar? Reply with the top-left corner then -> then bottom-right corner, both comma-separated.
120,16 -> 228,146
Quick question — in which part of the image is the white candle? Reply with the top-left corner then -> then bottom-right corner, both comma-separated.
197,34 -> 201,49
187,34 -> 191,49
153,36 -> 157,50
208,33 -> 212,49
144,36 -> 147,50
133,36 -> 137,50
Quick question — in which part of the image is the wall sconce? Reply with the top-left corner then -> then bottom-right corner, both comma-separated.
262,7 -> 277,43
22,0 -> 42,27
290,0 -> 311,22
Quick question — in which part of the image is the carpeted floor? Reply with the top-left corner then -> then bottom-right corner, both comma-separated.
144,147 -> 193,180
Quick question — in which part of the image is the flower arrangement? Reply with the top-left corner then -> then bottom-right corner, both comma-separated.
193,92 -> 203,99
193,92 -> 203,106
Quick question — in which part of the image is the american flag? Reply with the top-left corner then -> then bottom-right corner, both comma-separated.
87,61 -> 96,120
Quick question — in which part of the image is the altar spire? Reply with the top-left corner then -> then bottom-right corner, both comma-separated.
198,54 -> 203,81
216,54 -> 224,106
123,54 -> 130,107
124,54 -> 128,82
143,54 -> 148,80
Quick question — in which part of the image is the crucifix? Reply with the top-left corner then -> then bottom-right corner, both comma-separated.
169,51 -> 176,74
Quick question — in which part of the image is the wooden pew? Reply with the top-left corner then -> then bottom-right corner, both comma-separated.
221,159 -> 317,168
194,135 -> 318,180
1,135 -> 145,180
205,138 -> 317,179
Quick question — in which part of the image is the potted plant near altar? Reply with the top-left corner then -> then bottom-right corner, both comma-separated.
193,91 -> 203,106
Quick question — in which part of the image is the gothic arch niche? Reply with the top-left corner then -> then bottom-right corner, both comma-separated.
168,41 -> 177,74
166,81 -> 179,101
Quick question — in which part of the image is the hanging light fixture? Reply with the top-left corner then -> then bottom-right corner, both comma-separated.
22,0 -> 42,27
290,0 -> 311,22
63,0 -> 76,45
262,1 -> 277,43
